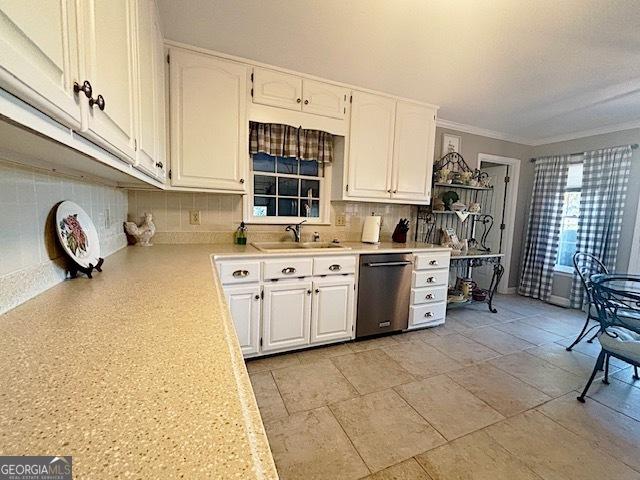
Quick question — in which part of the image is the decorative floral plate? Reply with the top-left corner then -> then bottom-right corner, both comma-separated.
55,201 -> 100,268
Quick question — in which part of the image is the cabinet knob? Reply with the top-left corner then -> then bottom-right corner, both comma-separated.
425,293 -> 434,300
393,189 -> 397,194
307,289 -> 312,295
89,94 -> 105,111
232,269 -> 250,278
155,161 -> 163,169
427,277 -> 435,283
429,260 -> 438,265
73,80 -> 92,99
304,99 -> 309,105
254,294 -> 260,300
315,288 -> 320,294
387,189 -> 391,193
239,178 -> 245,184
424,311 -> 433,318
296,98 -> 302,103
282,267 -> 296,275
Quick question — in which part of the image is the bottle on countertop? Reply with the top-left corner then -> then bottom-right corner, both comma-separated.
234,222 -> 247,245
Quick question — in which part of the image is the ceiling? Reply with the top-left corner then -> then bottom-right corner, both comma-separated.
157,0 -> 640,145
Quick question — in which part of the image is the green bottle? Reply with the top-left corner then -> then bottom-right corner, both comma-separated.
235,222 -> 247,245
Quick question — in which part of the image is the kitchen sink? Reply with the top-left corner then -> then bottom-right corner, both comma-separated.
251,241 -> 351,253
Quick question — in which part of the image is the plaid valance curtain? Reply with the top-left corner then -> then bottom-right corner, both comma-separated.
519,155 -> 570,301
249,122 -> 334,163
570,145 -> 632,308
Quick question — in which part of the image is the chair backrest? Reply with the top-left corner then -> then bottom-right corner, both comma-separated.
591,274 -> 640,334
573,252 -> 608,303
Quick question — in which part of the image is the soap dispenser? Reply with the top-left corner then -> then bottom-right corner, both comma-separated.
234,222 -> 247,245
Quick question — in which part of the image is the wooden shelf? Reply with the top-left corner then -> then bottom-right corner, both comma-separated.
433,182 -> 493,191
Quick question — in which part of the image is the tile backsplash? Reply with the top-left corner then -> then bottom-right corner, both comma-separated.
127,190 -> 417,244
0,160 -> 128,314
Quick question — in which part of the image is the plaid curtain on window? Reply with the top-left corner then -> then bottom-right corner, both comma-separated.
249,122 -> 333,163
570,145 -> 632,308
519,155 -> 570,301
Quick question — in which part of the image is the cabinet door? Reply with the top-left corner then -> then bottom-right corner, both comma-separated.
152,8 -> 166,181
347,91 -> 395,199
262,280 -> 311,352
302,79 -> 348,119
80,0 -> 137,161
311,277 -> 354,344
391,101 -> 436,202
170,48 -> 249,191
132,0 -> 157,176
252,67 -> 302,111
0,0 -> 82,127
224,285 -> 261,356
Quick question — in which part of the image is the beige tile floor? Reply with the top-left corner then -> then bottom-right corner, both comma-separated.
247,294 -> 640,480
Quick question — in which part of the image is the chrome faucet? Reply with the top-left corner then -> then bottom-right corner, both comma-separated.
285,220 -> 306,242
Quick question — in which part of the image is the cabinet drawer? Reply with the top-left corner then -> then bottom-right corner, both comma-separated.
264,258 -> 313,280
414,251 -> 451,270
411,285 -> 447,305
313,256 -> 357,276
412,269 -> 449,288
217,260 -> 261,284
409,302 -> 447,328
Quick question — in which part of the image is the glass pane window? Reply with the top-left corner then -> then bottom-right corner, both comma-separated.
557,189 -> 581,269
251,153 -> 323,220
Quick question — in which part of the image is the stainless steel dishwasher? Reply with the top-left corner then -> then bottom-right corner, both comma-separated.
356,253 -> 413,338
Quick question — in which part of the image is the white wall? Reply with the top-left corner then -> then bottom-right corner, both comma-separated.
0,160 -> 128,314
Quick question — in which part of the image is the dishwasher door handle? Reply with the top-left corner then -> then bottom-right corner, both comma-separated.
365,261 -> 413,267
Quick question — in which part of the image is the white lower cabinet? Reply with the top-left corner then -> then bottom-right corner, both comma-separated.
224,284 -> 261,356
262,279 -> 312,352
311,277 -> 355,344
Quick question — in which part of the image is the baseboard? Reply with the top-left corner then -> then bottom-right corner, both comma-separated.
548,294 -> 571,308
501,287 -> 517,294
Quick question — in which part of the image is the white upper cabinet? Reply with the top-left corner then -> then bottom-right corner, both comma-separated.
302,79 -> 348,119
252,68 -> 348,120
169,48 -> 249,191
0,0 -> 82,128
132,0 -> 165,180
391,101 -> 437,201
152,9 -> 167,180
79,0 -> 137,161
252,67 -> 302,111
347,91 -> 396,199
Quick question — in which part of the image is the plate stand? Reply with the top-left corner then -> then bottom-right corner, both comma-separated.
68,257 -> 104,279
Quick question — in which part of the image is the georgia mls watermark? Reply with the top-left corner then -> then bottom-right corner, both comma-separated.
0,456 -> 72,480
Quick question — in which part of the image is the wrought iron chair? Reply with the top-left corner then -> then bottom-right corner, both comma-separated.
565,252 -> 608,351
577,274 -> 640,402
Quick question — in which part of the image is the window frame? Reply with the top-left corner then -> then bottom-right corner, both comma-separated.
554,161 -> 583,274
243,154 -> 333,225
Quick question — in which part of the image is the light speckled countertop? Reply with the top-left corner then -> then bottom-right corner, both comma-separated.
0,241 -> 448,478
0,245 -> 277,479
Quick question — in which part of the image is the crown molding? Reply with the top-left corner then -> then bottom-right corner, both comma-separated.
529,120 -> 640,146
437,118 -> 640,147
435,118 -> 533,145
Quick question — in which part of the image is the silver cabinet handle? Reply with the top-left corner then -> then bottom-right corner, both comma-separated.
329,264 -> 342,271
425,293 -> 434,300
429,260 -> 438,265
282,267 -> 296,274
232,269 -> 249,278
427,276 -> 435,283
424,311 -> 433,318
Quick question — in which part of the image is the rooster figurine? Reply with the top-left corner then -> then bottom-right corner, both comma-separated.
124,213 -> 156,246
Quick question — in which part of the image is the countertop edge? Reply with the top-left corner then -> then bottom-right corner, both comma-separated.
208,256 -> 278,479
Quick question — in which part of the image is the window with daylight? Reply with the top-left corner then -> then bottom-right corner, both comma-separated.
556,161 -> 583,273
249,152 -> 326,223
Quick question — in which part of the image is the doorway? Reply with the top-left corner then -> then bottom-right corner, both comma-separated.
472,154 -> 521,294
